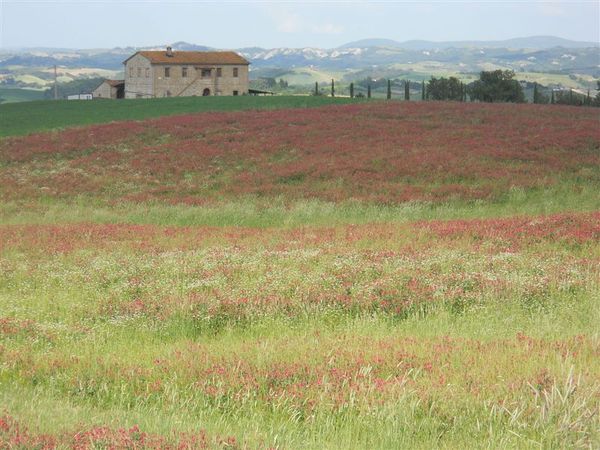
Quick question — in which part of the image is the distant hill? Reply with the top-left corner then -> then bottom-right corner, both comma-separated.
168,41 -> 214,51
339,36 -> 599,50
1,36 -> 598,96
337,38 -> 404,48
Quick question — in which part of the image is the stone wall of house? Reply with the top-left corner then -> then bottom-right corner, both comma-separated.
152,64 -> 249,97
93,82 -> 114,99
124,54 -> 153,99
124,53 -> 249,99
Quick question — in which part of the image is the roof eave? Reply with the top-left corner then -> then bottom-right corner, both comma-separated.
92,80 -> 107,91
147,61 -> 250,65
123,51 -> 250,66
122,51 -> 151,65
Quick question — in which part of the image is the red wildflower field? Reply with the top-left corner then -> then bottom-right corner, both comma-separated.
1,101 -> 599,448
0,414 -> 237,450
1,102 -> 598,204
1,211 -> 598,255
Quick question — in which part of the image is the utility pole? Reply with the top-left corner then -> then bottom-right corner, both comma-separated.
54,65 -> 58,100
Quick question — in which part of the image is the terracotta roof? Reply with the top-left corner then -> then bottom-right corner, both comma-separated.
125,51 -> 249,65
93,79 -> 124,91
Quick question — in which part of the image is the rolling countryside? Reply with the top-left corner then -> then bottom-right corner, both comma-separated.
1,97 -> 599,448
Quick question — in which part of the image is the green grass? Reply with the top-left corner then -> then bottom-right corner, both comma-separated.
0,95 -> 361,137
0,87 -> 46,104
0,101 -> 598,448
1,226 -> 599,448
2,179 -> 598,227
3,303 -> 599,448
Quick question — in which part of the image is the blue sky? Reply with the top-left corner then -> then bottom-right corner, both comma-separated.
1,1 -> 599,49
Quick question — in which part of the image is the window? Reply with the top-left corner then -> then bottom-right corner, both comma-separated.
145,68 -> 149,78
233,90 -> 239,96
201,69 -> 211,78
233,67 -> 238,77
129,67 -> 134,78
137,67 -> 141,77
216,68 -> 222,77
182,67 -> 188,78
165,67 -> 170,78
166,90 -> 171,97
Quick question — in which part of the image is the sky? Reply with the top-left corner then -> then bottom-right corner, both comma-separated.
1,0 -> 599,49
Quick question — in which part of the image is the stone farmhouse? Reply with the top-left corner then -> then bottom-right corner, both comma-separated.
92,79 -> 125,99
123,47 -> 250,99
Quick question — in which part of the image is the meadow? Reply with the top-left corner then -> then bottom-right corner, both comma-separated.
0,96 -> 359,138
0,100 -> 599,449
0,87 -> 46,105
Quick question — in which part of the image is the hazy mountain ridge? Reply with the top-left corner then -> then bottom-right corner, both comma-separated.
2,43 -> 597,74
239,46 -> 599,73
339,36 -> 599,50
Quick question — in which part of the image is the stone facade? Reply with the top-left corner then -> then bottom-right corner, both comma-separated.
92,80 -> 124,99
124,53 -> 153,98
123,49 -> 249,99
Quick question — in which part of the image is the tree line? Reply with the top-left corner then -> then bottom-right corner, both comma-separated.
313,70 -> 600,107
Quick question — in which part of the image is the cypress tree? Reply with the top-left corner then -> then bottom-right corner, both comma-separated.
586,89 -> 591,106
421,80 -> 425,101
331,79 -> 335,97
569,89 -> 573,104
533,82 -> 538,104
367,84 -> 371,99
550,90 -> 555,104
404,80 -> 410,101
350,82 -> 354,98
314,81 -> 319,96
387,79 -> 391,100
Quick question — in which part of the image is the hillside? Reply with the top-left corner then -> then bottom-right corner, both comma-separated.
1,36 -> 598,102
2,101 -> 599,221
1,102 -> 599,448
339,35 -> 599,50
0,95 -> 358,137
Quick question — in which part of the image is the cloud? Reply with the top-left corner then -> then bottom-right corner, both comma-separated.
276,13 -> 303,33
311,23 -> 344,35
266,6 -> 304,33
538,2 -> 566,17
265,5 -> 342,35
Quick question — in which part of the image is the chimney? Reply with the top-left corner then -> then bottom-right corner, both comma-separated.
166,46 -> 173,57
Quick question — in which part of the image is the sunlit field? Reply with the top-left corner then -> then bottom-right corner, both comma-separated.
0,95 -> 359,138
1,101 -> 599,448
